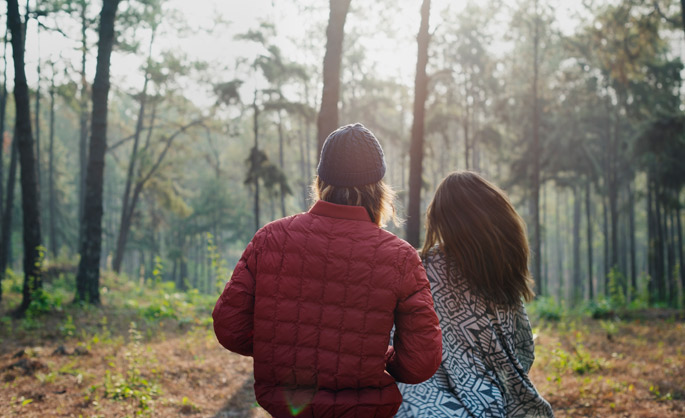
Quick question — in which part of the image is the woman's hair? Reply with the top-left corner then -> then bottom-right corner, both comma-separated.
422,171 -> 535,306
312,176 -> 400,227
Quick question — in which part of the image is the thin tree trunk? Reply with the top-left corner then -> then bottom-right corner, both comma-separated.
34,24 -> 40,199
647,177 -> 656,300
542,181 -> 548,296
48,68 -> 57,257
586,178 -> 594,301
253,90 -> 260,232
555,187 -> 563,301
530,0 -> 542,297
277,111 -> 286,217
628,180 -> 637,297
8,0 -> 43,315
113,32 -> 154,273
78,0 -> 89,248
316,0 -> 351,154
667,205 -> 676,306
677,199 -> 684,298
406,0 -> 431,248
572,185 -> 581,305
0,135 -> 18,302
0,29 -> 8,237
75,0 -> 121,304
299,116 -> 307,210
655,190 -> 665,302
603,189 -> 610,295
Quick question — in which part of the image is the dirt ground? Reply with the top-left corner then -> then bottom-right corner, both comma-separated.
0,306 -> 683,417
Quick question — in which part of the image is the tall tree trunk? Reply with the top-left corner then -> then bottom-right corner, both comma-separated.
647,176 -> 656,300
555,187 -> 563,300
298,116 -> 307,210
572,185 -> 581,304
113,32 -> 154,273
0,136 -> 18,302
406,0 -> 431,248
677,199 -> 684,299
316,0 -> 351,154
277,111 -> 286,217
78,0 -> 89,248
48,69 -> 57,257
628,180 -> 637,298
0,30 -> 9,238
655,190 -> 665,302
34,25 -> 41,199
8,0 -> 43,315
75,0 -> 121,305
252,91 -> 260,232
603,189 -> 610,295
530,0 -> 542,297
585,178 -> 594,301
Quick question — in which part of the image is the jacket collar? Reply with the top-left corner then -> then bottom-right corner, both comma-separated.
309,200 -> 373,223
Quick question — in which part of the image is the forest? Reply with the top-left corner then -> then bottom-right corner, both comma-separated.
0,0 -> 683,416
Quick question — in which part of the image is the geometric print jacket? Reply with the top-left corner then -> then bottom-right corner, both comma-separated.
396,249 -> 555,418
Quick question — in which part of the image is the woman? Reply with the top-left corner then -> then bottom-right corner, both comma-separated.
213,123 -> 442,417
396,171 -> 554,418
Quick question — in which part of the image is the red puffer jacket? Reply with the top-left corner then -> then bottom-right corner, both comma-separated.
213,200 -> 442,418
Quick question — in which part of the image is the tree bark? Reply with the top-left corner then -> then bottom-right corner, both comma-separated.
75,0 -> 121,305
277,111 -> 286,217
585,178 -> 594,301
602,188 -> 610,294
628,180 -> 637,297
406,0 -> 431,248
8,0 -> 43,315
48,70 -> 58,257
253,91 -> 260,232
0,135 -> 17,302
34,26 -> 41,199
113,32 -> 154,273
677,200 -> 684,298
530,0 -> 542,297
78,0 -> 89,249
572,185 -> 581,304
316,0 -> 352,154
0,30 -> 8,242
647,177 -> 656,300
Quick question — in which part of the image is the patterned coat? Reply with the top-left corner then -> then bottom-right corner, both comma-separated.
395,249 -> 554,418
213,200 -> 442,418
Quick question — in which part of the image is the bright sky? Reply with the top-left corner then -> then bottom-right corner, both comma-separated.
14,0 -> 585,108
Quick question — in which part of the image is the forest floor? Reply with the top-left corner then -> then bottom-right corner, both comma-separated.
0,272 -> 683,418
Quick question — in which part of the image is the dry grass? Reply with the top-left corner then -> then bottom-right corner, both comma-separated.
0,281 -> 683,417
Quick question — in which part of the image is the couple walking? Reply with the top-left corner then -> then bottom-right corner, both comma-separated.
213,123 -> 554,417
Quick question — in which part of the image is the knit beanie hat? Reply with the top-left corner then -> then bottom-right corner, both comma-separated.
317,123 -> 386,187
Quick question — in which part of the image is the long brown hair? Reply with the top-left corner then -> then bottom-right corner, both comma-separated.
422,171 -> 535,306
313,176 -> 400,227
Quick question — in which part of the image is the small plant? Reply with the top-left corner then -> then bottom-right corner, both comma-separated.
60,315 -> 76,337
207,233 -> 230,292
528,296 -> 563,322
599,320 -> 618,340
102,322 -> 160,415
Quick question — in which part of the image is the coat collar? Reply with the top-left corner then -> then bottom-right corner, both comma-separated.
309,200 -> 373,223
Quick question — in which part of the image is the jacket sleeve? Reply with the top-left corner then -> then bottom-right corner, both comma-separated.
212,232 -> 262,356
514,303 -> 535,373
387,250 -> 442,384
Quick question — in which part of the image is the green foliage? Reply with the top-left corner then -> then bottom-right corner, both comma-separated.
548,340 -> 604,384
26,288 -> 63,319
101,322 -> 160,415
60,315 -> 76,337
527,296 -> 564,322
207,233 -> 230,293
